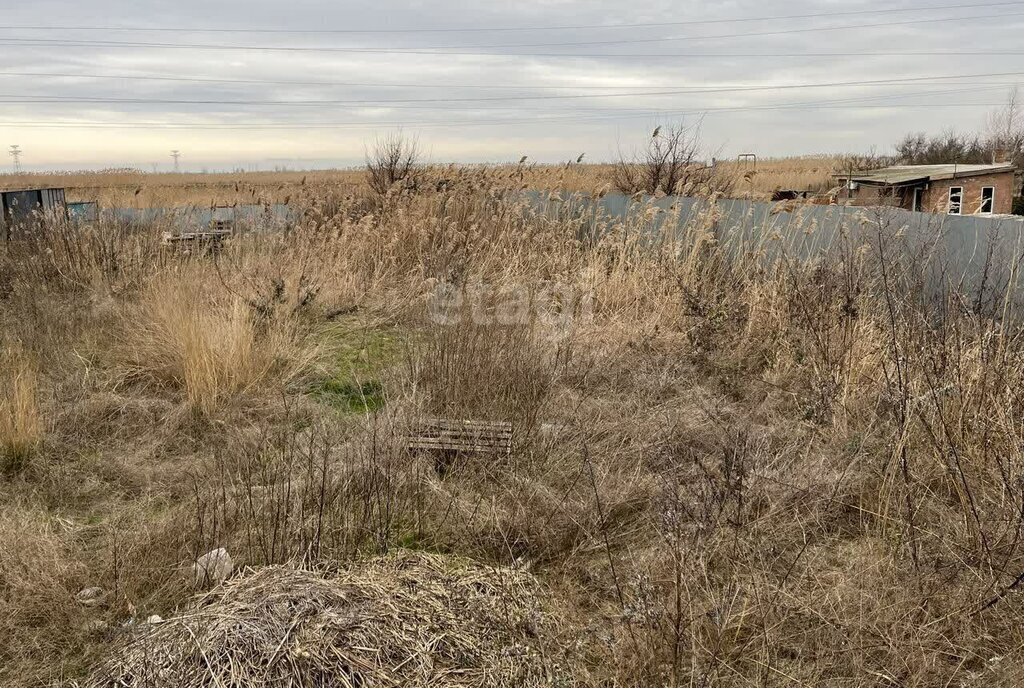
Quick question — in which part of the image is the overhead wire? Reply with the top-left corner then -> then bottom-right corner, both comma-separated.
0,10 -> 1019,55
0,4 -> 1016,144
0,1 -> 1017,33
0,69 -> 1020,94
0,71 -> 1021,107
0,102 -> 1008,131
0,85 -> 1006,129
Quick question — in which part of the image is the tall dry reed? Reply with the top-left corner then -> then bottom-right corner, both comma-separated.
0,351 -> 41,473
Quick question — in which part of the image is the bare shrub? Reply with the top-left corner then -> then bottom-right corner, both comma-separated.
366,131 -> 422,197
894,129 -> 989,165
897,87 -> 1024,169
408,321 -> 557,432
190,419 -> 426,566
613,120 -> 733,197
833,150 -> 897,175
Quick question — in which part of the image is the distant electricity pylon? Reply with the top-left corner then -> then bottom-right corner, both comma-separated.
9,145 -> 22,172
170,149 -> 181,172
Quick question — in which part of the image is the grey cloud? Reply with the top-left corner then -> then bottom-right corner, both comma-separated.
0,0 -> 1020,170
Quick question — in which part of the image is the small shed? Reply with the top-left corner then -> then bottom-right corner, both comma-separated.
834,164 -> 1016,215
1,187 -> 67,239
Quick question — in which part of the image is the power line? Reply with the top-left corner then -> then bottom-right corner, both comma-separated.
0,88 -> 1005,130
0,103 -> 1006,131
0,1 -> 1016,34
0,72 -> 1020,106
0,11 -> 1018,55
0,84 -> 999,120
0,69 -> 724,90
0,69 -> 1020,93
0,40 -> 1019,59
8,144 -> 21,171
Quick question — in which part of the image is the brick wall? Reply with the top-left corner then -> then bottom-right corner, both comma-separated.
921,171 -> 1015,215
840,184 -> 904,208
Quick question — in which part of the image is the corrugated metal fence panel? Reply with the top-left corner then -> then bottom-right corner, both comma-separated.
0,188 -> 68,228
88,194 -> 1024,302
3,190 -> 41,224
105,204 -> 297,230
526,191 -> 1024,303
41,187 -> 66,210
531,190 -> 1024,250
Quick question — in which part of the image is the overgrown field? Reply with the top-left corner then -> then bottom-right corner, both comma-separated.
3,170 -> 1024,686
0,155 -> 840,208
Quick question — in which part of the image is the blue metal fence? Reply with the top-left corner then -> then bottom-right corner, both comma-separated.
86,193 -> 1024,300
527,191 -> 1024,303
98,203 -> 297,230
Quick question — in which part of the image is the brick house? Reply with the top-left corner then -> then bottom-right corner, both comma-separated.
834,163 -> 1016,215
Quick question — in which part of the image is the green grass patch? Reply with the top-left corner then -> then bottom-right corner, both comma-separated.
322,319 -> 403,377
396,530 -> 446,554
313,379 -> 386,413
311,318 -> 404,414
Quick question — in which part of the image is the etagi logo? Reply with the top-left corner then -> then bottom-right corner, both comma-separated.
427,280 -> 593,335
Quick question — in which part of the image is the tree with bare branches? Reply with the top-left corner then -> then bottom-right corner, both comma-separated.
365,131 -> 421,196
894,89 -> 1024,168
986,86 -> 1024,166
612,119 -> 732,197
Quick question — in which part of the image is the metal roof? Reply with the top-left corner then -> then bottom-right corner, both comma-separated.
0,187 -> 66,194
836,164 -> 1015,185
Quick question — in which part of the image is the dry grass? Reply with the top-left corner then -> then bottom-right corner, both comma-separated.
716,154 -> 843,196
0,351 -> 41,473
3,166 -> 1024,685
0,155 -> 841,208
0,168 -> 365,208
121,272 -> 315,414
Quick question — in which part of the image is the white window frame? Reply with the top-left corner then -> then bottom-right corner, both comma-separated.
980,186 -> 995,215
948,186 -> 963,215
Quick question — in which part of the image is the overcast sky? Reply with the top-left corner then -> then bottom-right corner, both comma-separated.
0,0 -> 1021,171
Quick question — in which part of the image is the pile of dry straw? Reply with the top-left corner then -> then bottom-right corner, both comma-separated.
88,551 -> 581,687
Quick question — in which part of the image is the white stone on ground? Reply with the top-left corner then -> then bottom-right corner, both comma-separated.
193,548 -> 233,587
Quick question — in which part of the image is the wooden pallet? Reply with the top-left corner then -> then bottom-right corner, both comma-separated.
162,229 -> 233,244
406,418 -> 513,456
161,229 -> 233,253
